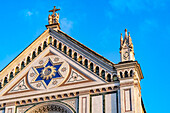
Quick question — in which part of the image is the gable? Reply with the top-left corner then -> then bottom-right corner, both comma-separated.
1,46 -> 106,96
0,28 -> 116,97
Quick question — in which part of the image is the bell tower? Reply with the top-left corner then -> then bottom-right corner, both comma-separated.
120,29 -> 135,62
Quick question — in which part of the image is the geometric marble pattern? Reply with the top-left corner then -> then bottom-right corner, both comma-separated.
8,77 -> 30,93
65,69 -> 88,84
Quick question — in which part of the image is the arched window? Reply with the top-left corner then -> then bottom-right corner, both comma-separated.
43,41 -> 47,50
53,39 -> 57,47
120,72 -> 123,78
74,52 -> 77,61
78,56 -> 82,64
84,59 -> 88,68
38,46 -> 42,55
130,70 -> 133,77
26,56 -> 31,65
15,67 -> 20,75
113,75 -> 118,81
9,72 -> 14,80
95,66 -> 99,75
64,46 -> 67,54
21,61 -> 25,70
101,70 -> 105,79
90,63 -> 94,72
48,36 -> 52,44
58,43 -> 62,51
68,49 -> 72,57
32,51 -> 36,59
0,82 -> 2,89
125,71 -> 128,78
107,74 -> 111,82
4,77 -> 8,86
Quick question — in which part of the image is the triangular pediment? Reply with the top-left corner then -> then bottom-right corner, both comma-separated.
1,46 -> 106,96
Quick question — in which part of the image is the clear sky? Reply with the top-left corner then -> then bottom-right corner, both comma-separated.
0,0 -> 169,112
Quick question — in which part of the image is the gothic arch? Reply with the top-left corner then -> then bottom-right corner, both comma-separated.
25,101 -> 75,113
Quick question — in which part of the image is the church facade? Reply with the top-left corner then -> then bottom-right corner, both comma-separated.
0,7 -> 146,113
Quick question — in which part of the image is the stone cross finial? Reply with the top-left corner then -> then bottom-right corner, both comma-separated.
46,6 -> 61,30
49,6 -> 60,15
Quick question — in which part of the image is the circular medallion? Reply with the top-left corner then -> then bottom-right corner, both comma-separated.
27,55 -> 70,90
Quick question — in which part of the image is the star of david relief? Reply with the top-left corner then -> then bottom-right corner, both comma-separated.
27,55 -> 70,90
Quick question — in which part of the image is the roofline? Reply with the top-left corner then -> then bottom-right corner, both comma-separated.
0,29 -> 49,73
57,30 -> 114,66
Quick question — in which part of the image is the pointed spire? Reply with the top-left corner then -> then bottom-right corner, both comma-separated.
124,29 -> 128,38
120,33 -> 123,47
128,32 -> 133,48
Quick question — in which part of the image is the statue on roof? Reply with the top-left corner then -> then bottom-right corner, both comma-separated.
48,6 -> 60,25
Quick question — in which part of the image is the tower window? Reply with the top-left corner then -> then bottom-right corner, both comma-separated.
125,71 -> 128,78
130,70 -> 133,77
120,72 -> 123,78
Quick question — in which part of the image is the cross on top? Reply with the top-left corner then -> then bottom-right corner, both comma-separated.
49,6 -> 60,15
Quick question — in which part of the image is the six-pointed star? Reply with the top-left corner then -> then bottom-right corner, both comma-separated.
34,59 -> 62,86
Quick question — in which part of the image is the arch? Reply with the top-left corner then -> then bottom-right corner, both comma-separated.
26,56 -> 31,65
63,46 -> 67,54
125,71 -> 128,78
68,49 -> 72,57
0,82 -> 2,89
15,67 -> 20,75
78,56 -> 82,64
130,70 -> 133,77
25,102 -> 75,113
58,43 -> 62,51
48,36 -> 52,44
53,39 -> 57,47
95,66 -> 99,75
38,46 -> 42,55
107,74 -> 111,82
21,61 -> 25,70
90,63 -> 94,72
101,70 -> 105,79
4,77 -> 8,86
43,41 -> 47,50
9,72 -> 14,80
120,72 -> 123,78
113,75 -> 118,81
32,51 -> 36,59
74,52 -> 77,61
84,59 -> 88,68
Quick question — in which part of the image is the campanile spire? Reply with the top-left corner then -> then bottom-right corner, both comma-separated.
120,29 -> 135,62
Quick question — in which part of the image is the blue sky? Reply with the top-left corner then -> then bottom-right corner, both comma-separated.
0,0 -> 169,112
